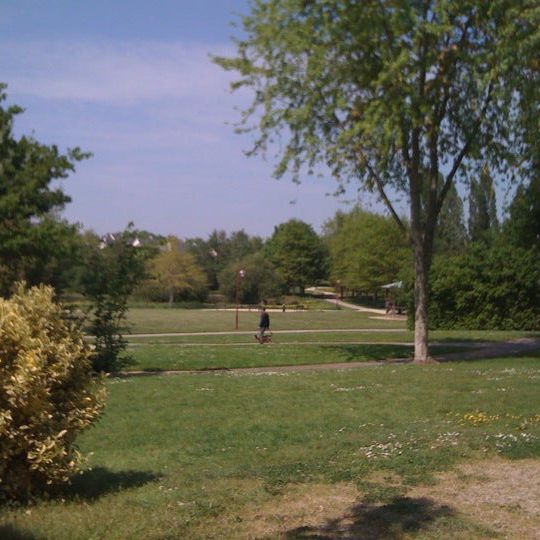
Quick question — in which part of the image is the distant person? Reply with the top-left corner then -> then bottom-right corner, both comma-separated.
258,306 -> 270,341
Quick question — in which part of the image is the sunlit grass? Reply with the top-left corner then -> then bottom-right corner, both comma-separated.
125,307 -> 407,334
2,356 -> 539,539
125,342 -> 472,371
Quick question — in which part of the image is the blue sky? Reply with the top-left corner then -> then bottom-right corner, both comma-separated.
0,0 -> 366,239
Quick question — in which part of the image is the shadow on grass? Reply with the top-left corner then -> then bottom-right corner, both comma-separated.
61,466 -> 161,501
285,496 -> 455,539
324,344 -> 412,362
0,525 -> 39,540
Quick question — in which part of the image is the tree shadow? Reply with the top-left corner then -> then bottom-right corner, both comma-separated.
60,466 -> 161,501
285,496 -> 455,539
324,344 -> 412,363
0,525 -> 40,540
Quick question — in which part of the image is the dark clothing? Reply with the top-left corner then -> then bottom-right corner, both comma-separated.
259,311 -> 270,329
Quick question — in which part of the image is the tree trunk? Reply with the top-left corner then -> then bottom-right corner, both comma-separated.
413,249 -> 430,363
168,290 -> 174,306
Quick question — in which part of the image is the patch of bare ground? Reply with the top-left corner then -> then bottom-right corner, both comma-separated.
410,458 -> 540,539
206,459 -> 539,539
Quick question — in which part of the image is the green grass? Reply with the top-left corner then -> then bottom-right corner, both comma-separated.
124,307 -> 406,334
125,341 -> 473,371
2,356 -> 539,539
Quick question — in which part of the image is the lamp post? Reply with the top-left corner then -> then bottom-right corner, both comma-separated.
235,269 -> 246,330
336,280 -> 341,308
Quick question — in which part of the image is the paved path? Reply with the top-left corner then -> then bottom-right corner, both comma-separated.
127,328 -> 407,338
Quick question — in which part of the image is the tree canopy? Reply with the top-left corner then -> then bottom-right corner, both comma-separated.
147,236 -> 207,304
325,208 -> 409,294
265,219 -> 328,293
0,84 -> 89,295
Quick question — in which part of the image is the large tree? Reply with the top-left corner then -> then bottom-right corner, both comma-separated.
148,236 -> 208,304
216,0 -> 539,361
265,219 -> 328,293
0,84 -> 88,295
326,208 -> 409,294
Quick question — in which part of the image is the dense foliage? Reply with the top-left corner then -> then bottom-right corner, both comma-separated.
265,219 -> 328,293
143,236 -> 208,304
218,252 -> 285,304
325,208 -> 409,294
186,230 -> 263,290
0,285 -> 106,501
0,84 -> 88,295
427,242 -> 540,330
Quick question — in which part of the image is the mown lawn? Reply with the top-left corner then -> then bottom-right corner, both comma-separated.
2,356 -> 539,539
124,307 -> 407,334
125,341 -> 472,371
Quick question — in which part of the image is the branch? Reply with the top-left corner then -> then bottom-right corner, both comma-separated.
357,147 -> 407,234
438,80 -> 495,212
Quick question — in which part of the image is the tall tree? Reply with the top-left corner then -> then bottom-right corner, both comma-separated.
148,236 -> 208,304
265,219 -> 328,293
186,229 -> 263,290
435,182 -> 467,255
468,165 -> 499,243
504,164 -> 540,250
327,208 -> 409,294
216,1 -> 539,361
0,84 -> 88,295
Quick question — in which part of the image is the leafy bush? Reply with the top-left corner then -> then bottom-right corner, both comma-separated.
0,285 -> 106,502
428,243 -> 540,330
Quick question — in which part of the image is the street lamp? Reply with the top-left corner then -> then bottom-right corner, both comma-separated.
235,269 -> 246,330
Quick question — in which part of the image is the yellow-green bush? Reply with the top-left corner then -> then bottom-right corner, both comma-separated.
0,284 -> 106,501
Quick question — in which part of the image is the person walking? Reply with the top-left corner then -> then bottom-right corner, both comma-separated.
257,306 -> 270,343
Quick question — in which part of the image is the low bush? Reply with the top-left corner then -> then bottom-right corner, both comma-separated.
0,284 -> 106,501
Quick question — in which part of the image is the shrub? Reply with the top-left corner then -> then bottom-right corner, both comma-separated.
0,284 -> 106,502
428,243 -> 540,330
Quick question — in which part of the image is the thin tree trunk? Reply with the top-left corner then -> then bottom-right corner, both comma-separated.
168,290 -> 174,306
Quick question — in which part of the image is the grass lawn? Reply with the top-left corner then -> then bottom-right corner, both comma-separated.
124,307 -> 407,334
125,341 -> 474,371
2,356 -> 539,539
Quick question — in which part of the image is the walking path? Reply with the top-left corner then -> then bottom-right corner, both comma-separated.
127,328 -> 407,338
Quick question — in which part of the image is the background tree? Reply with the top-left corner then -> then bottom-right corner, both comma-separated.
265,219 -> 328,294
503,165 -> 540,250
79,227 -> 149,372
434,182 -> 467,255
326,208 -> 409,295
218,252 -> 285,304
146,236 -> 208,304
468,165 -> 499,243
186,229 -> 263,290
216,0 -> 539,361
0,84 -> 88,295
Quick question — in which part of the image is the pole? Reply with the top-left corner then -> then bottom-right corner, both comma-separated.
235,272 -> 240,330
235,269 -> 245,330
